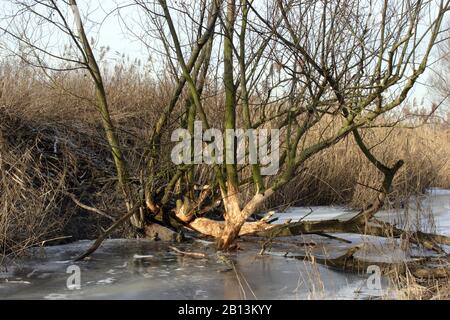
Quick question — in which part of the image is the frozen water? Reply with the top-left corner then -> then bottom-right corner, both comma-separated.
0,239 -> 387,300
0,189 -> 449,300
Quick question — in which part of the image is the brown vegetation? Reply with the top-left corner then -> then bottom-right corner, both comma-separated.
1,60 -> 449,258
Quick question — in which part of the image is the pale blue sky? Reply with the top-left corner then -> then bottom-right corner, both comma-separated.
0,0 -> 446,107
81,0 -> 446,107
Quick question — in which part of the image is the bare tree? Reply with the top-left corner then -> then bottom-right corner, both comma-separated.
0,0 -> 140,227
145,0 -> 450,249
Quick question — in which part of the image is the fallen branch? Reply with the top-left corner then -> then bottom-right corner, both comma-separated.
251,216 -> 450,253
187,217 -> 275,238
290,244 -> 450,279
74,206 -> 140,261
169,246 -> 207,259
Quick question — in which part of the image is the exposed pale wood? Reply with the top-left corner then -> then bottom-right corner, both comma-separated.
169,246 -> 207,259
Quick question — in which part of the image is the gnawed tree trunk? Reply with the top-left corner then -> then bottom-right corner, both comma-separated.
217,0 -> 242,250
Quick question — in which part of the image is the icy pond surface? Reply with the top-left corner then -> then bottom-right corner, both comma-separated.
1,189 -> 449,300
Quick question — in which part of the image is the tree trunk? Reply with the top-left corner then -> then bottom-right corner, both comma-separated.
218,195 -> 245,249
69,0 -> 143,228
219,0 -> 241,249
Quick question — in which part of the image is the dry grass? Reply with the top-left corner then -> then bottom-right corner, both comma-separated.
390,268 -> 450,300
0,107 -> 132,259
265,122 -> 450,211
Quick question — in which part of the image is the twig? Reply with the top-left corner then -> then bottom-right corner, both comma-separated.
169,246 -> 207,259
40,235 -> 72,247
298,207 -> 314,222
66,192 -> 115,222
